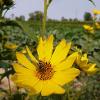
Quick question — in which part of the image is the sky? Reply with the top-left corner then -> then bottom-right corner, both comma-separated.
5,0 -> 100,20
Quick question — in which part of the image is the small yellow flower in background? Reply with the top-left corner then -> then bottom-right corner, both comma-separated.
12,35 -> 80,96
4,42 -> 18,50
83,24 -> 94,33
76,53 -> 97,74
92,9 -> 100,15
95,22 -> 100,29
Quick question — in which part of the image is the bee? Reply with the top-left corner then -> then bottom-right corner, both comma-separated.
38,60 -> 46,72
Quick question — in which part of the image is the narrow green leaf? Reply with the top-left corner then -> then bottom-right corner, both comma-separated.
49,0 -> 52,4
0,69 -> 15,81
89,0 -> 95,6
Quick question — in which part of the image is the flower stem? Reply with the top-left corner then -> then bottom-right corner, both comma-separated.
7,76 -> 12,96
41,0 -> 48,39
66,84 -> 72,100
0,10 -> 2,19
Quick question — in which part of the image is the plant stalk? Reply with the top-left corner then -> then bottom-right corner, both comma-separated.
41,0 -> 48,39
7,76 -> 12,96
66,84 -> 72,100
0,10 -> 2,19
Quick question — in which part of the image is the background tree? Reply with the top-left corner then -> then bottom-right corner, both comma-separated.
15,15 -> 25,21
61,17 -> 68,22
28,12 -> 34,21
28,11 -> 43,22
84,12 -> 93,21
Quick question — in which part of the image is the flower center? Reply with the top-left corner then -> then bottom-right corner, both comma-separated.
36,61 -> 54,80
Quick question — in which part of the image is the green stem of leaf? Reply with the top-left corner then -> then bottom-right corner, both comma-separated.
7,76 -> 12,96
66,84 -> 72,100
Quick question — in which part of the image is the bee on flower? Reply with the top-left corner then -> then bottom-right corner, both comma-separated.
83,24 -> 94,34
12,35 -> 80,96
76,53 -> 98,74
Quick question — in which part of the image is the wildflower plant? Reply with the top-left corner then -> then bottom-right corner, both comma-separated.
0,0 -> 99,100
12,36 -> 80,96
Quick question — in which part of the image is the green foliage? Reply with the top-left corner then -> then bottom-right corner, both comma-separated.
0,19 -> 23,30
0,17 -> 100,100
0,0 -> 99,99
88,0 -> 95,6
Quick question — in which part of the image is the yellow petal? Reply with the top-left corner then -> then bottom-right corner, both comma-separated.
41,81 -> 65,96
26,46 -> 38,63
12,63 -> 34,74
76,53 -> 89,67
54,52 -> 78,71
12,73 -> 39,88
33,80 -> 43,94
12,72 -> 40,95
85,64 -> 97,74
76,53 -> 81,65
16,52 -> 36,71
81,53 -> 88,63
52,68 -> 80,86
79,64 -> 89,70
80,63 -> 93,71
37,37 -> 45,60
37,35 -> 54,62
44,35 -> 54,62
50,39 -> 71,65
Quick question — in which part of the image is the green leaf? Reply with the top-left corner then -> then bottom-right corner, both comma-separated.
88,0 -> 95,6
0,69 -> 15,81
0,19 -> 24,31
12,93 -> 27,100
0,61 -> 9,68
48,0 -> 52,4
47,0 -> 52,8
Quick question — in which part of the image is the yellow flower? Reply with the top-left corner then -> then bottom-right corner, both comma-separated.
76,53 -> 97,74
95,22 -> 100,29
92,9 -> 100,15
83,25 -> 94,33
4,42 -> 18,50
12,35 -> 80,96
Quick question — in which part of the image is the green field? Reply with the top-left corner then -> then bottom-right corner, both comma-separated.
0,18 -> 100,100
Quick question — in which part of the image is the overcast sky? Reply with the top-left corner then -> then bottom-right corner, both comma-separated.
5,0 -> 100,20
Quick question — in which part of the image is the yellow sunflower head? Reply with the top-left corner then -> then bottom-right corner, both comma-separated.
83,25 -> 94,33
12,35 -> 80,96
76,53 -> 97,74
92,9 -> 100,15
